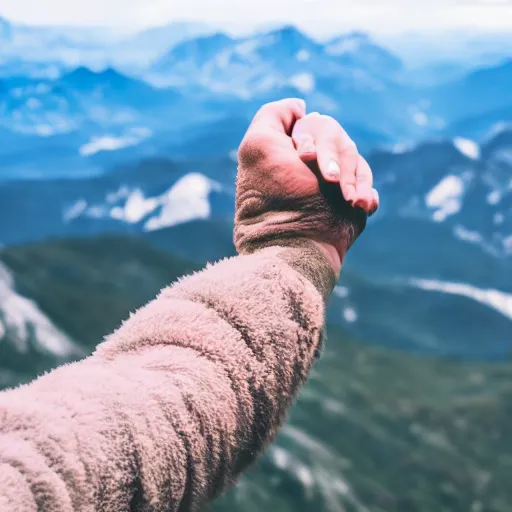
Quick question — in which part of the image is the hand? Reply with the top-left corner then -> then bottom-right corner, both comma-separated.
292,112 -> 379,215
234,98 -> 379,275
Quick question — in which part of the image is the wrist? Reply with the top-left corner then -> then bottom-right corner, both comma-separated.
311,241 -> 343,278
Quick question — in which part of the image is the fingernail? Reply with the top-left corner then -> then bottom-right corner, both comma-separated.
327,160 -> 341,180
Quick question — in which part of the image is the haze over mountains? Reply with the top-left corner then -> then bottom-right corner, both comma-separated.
0,14 -> 511,511
0,18 -> 511,179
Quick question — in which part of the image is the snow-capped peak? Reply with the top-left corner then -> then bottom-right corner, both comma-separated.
325,32 -> 369,56
453,137 -> 480,160
0,263 -> 79,356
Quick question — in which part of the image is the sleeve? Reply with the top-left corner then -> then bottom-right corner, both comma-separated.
0,239 -> 336,512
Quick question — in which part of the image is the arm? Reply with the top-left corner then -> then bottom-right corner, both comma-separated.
0,239 -> 335,512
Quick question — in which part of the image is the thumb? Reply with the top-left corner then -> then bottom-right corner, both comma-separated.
249,98 -> 307,135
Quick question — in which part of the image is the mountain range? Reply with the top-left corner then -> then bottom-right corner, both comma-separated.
0,22 -> 510,183
1,126 -> 511,358
1,14 -> 512,512
1,233 -> 512,512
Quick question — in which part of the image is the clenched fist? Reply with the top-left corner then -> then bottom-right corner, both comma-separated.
234,98 -> 379,276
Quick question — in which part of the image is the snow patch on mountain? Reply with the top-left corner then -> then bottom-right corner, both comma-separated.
492,148 -> 512,167
111,189 -> 159,224
145,173 -> 223,231
425,175 -> 465,222
343,307 -> 358,323
63,199 -> 88,222
296,49 -> 310,62
289,72 -> 315,93
325,36 -> 363,56
454,225 -> 483,244
409,278 -> 512,322
79,128 -> 151,156
487,190 -> 502,205
413,112 -> 429,127
453,137 -> 480,160
334,286 -> 349,299
484,121 -> 512,141
0,263 -> 79,356
494,213 -> 505,225
61,173 -> 223,231
391,143 -> 417,154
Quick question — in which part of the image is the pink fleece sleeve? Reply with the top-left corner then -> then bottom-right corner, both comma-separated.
0,240 -> 335,511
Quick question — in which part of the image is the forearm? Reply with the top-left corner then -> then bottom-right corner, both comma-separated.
0,240 -> 336,511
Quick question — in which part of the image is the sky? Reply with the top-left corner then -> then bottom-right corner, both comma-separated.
1,0 -> 512,35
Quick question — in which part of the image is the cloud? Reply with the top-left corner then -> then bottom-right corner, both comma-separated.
0,0 -> 511,34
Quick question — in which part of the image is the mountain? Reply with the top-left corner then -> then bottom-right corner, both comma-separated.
216,325 -> 512,512
2,24 -> 509,170
0,235 -> 199,389
325,31 -> 403,76
147,26 -> 418,140
0,17 -> 126,75
445,109 -> 512,141
366,134 -> 512,263
383,29 -> 512,70
0,68 -> 234,179
0,67 -> 192,136
0,20 -> 510,146
0,156 -> 237,247
0,16 -> 214,75
1,234 -> 512,511
1,128 -> 511,357
150,27 -> 322,93
105,22 -> 215,70
430,59 -> 512,122
151,26 -> 403,92
0,16 -> 13,41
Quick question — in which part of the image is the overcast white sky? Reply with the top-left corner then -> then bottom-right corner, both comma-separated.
0,0 -> 511,34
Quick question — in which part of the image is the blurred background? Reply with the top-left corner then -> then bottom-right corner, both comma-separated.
0,0 -> 511,510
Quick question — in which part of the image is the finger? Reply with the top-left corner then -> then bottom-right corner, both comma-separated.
355,154 -> 374,190
250,98 -> 306,135
351,156 -> 379,214
314,117 -> 359,193
369,189 -> 380,216
291,116 -> 317,161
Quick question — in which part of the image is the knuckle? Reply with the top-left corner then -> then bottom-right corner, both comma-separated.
343,138 -> 358,154
237,131 -> 272,166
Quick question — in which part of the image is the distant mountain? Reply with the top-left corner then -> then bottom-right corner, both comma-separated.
0,68 -> 236,179
150,26 -> 324,93
430,59 -> 512,121
0,235 -> 199,389
325,31 -> 403,76
445,109 -> 512,141
367,133 -> 512,263
147,26 -> 419,140
0,67 -> 192,135
108,22 -> 215,70
0,17 -> 125,75
0,16 -> 214,75
0,16 -> 13,41
384,29 -> 512,70
0,156 -> 237,247
1,128 -> 510,263
1,23 -> 509,165
1,129 -> 511,357
151,26 -> 402,91
2,234 -> 512,511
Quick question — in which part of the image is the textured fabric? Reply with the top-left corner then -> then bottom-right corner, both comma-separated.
0,240 -> 336,511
